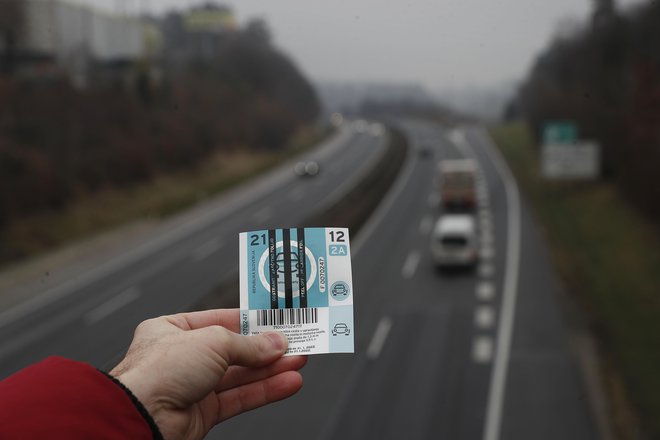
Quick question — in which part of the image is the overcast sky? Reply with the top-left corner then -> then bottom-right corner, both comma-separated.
91,0 -> 644,93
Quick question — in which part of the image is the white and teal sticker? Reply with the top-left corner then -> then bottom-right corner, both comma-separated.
239,227 -> 354,355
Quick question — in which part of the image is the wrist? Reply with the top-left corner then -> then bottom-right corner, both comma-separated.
103,371 -> 165,440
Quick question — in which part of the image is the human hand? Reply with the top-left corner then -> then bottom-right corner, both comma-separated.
110,309 -> 306,440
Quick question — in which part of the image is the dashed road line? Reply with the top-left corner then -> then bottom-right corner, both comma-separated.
477,281 -> 496,301
419,215 -> 433,235
192,238 -> 223,262
479,262 -> 495,278
475,306 -> 496,329
472,336 -> 494,363
401,250 -> 421,279
428,193 -> 440,209
85,287 -> 141,325
480,246 -> 496,260
366,316 -> 393,360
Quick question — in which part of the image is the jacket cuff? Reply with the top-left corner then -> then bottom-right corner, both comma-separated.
101,371 -> 165,440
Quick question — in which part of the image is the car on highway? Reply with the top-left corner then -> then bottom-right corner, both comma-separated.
294,160 -> 320,177
430,214 -> 478,268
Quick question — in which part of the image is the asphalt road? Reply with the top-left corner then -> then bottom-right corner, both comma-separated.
0,120 -> 597,440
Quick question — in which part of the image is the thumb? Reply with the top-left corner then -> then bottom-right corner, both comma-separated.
204,327 -> 288,367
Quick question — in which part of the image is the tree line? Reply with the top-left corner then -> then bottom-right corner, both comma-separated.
0,20 -> 319,248
516,1 -> 660,220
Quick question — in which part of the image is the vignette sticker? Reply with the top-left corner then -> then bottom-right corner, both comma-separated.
239,227 -> 354,355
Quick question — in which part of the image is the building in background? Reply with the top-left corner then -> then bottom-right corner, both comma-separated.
2,0 -> 152,87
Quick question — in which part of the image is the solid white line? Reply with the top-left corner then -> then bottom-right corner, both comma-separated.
473,336 -> 494,363
477,281 -> 496,301
366,316 -> 393,359
84,287 -> 140,325
353,140 -> 416,256
192,238 -> 223,262
401,251 -> 421,279
475,305 -> 496,329
419,215 -> 433,235
475,128 -> 522,440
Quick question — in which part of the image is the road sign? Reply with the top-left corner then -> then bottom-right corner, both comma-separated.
542,141 -> 601,180
543,122 -> 578,145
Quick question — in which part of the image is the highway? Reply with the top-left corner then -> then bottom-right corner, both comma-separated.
0,120 -> 597,440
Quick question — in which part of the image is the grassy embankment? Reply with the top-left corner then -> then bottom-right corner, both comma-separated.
491,122 -> 660,439
1,127 -> 328,267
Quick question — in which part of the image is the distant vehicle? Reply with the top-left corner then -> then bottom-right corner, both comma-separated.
419,146 -> 433,159
294,161 -> 320,177
438,159 -> 478,210
430,214 -> 478,268
332,323 -> 351,336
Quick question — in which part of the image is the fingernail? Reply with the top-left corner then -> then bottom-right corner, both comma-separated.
266,332 -> 287,351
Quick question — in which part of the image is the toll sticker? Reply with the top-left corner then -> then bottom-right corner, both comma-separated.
239,227 -> 354,355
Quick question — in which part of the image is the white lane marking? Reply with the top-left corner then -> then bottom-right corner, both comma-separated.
478,263 -> 495,278
419,215 -> 433,235
401,251 -> 421,279
428,193 -> 440,208
253,206 -> 272,223
474,128 -> 522,440
366,316 -> 393,359
192,238 -> 223,262
473,336 -> 494,363
0,128 -> 357,330
481,232 -> 495,246
475,305 -> 496,329
353,141 -> 416,255
289,186 -> 306,202
480,246 -> 496,260
85,287 -> 140,325
477,281 -> 496,301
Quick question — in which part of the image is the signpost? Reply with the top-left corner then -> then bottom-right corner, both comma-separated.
541,122 -> 600,180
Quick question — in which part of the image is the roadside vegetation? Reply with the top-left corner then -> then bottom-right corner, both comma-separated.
492,122 -> 660,440
0,16 -> 320,267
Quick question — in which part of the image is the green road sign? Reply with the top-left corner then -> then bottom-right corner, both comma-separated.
543,122 -> 578,145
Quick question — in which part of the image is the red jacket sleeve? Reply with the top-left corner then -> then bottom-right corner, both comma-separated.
0,357 -> 158,440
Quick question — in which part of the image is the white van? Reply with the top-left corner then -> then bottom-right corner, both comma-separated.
430,214 -> 478,267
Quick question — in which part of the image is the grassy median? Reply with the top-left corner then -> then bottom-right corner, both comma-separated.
491,122 -> 660,439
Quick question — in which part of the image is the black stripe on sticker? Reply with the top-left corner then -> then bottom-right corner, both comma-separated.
268,229 -> 278,309
283,228 -> 293,308
297,228 -> 307,308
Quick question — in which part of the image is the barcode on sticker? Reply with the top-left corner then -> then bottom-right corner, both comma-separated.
256,308 -> 319,326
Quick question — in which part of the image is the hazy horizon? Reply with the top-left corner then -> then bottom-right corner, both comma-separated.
87,0 -> 644,94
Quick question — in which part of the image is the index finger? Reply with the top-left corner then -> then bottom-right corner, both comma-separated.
169,309 -> 240,332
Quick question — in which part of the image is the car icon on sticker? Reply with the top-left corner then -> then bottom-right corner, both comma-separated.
332,323 -> 351,336
330,281 -> 350,300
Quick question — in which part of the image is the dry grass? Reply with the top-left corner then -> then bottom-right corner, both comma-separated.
1,127 -> 327,266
